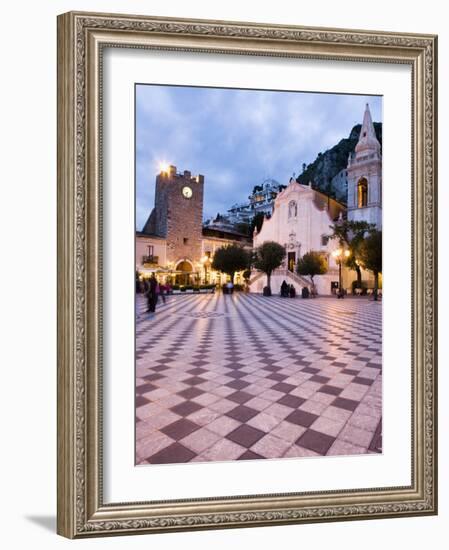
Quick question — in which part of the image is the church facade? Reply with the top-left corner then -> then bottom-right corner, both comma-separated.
249,103 -> 381,295
249,182 -> 345,295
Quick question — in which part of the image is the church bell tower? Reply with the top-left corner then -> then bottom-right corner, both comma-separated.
347,104 -> 382,229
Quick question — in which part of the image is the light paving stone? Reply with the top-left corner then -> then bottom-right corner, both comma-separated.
270,421 -> 307,443
199,439 -> 247,461
251,433 -> 292,458
247,412 -> 282,432
180,428 -> 222,454
327,440 -> 368,456
298,399 -> 329,415
283,445 -> 320,458
337,424 -> 374,447
206,416 -> 241,436
309,415 -> 348,437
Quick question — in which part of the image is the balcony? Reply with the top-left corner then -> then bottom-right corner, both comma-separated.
142,255 -> 159,265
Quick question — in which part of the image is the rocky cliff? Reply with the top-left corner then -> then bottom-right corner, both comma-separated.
296,122 -> 382,204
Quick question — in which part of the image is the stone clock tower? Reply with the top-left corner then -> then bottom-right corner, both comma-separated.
142,165 -> 204,265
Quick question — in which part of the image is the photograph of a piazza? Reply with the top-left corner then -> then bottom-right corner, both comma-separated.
135,84 -> 382,465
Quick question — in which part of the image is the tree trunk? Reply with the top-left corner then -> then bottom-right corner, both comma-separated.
231,271 -> 235,284
267,272 -> 271,291
356,264 -> 362,287
373,271 -> 379,301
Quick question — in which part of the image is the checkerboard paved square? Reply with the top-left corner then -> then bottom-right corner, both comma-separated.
135,293 -> 382,464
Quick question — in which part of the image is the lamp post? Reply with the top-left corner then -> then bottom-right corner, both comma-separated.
200,255 -> 211,284
332,248 -> 350,299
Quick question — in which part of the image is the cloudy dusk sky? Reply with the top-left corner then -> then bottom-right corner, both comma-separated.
135,84 -> 382,230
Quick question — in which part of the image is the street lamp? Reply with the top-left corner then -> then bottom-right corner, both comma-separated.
332,248 -> 350,299
200,255 -> 211,284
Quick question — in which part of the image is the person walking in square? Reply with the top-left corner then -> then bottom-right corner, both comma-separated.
280,279 -> 288,297
147,274 -> 159,313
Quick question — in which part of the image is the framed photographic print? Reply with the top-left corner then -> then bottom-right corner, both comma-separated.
57,11 -> 438,538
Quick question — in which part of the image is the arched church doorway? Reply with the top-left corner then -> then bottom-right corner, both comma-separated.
357,177 -> 368,208
175,260 -> 194,286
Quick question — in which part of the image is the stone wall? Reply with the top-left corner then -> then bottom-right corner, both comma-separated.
149,166 -> 204,266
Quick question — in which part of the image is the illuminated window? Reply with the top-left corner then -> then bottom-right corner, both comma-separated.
357,178 -> 368,208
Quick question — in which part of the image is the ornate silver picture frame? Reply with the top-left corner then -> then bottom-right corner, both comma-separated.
57,11 -> 437,538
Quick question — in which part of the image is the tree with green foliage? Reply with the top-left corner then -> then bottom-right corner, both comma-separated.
211,244 -> 250,284
234,222 -> 251,236
358,230 -> 382,301
328,220 -> 376,288
250,212 -> 266,235
296,251 -> 328,284
253,241 -> 286,295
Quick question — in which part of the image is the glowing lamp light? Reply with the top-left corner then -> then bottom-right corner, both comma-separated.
158,162 -> 169,174
332,248 -> 342,259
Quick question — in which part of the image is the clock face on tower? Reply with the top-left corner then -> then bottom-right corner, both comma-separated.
182,186 -> 193,199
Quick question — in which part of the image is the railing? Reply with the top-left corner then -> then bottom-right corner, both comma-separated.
249,268 -> 311,288
142,255 -> 159,264
274,268 -> 311,288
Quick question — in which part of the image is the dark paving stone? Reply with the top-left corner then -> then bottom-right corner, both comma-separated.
177,387 -> 204,399
353,376 -> 374,386
263,366 -> 283,372
309,374 -> 331,384
331,361 -> 347,367
161,418 -> 201,440
187,367 -> 208,375
170,401 -> 203,417
148,443 -> 196,464
227,391 -> 253,404
367,362 -> 382,369
302,366 -> 320,374
318,385 -> 343,396
136,395 -> 150,408
285,409 -> 318,428
277,394 -> 306,409
142,373 -> 165,382
296,429 -> 335,455
332,397 -> 359,411
341,368 -> 359,375
136,382 -> 157,395
191,360 -> 209,367
227,371 -> 247,379
368,418 -> 382,453
238,450 -> 264,461
226,405 -> 259,422
226,425 -> 266,448
152,365 -> 170,372
182,376 -> 207,386
226,379 -> 251,390
271,382 -> 296,393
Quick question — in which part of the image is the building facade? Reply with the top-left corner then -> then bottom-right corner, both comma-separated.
137,166 -> 251,285
347,104 -> 382,229
227,178 -> 284,224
